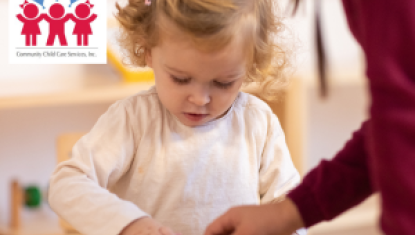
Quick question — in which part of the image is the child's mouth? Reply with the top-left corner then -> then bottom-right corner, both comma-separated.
183,113 -> 209,122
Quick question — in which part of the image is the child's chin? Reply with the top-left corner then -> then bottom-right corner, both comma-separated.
179,117 -> 210,127
180,120 -> 207,127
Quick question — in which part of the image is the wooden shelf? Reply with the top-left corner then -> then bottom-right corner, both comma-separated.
0,69 -> 367,111
0,82 -> 155,110
300,70 -> 367,88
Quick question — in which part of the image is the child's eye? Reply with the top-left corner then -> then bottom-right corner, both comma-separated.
214,81 -> 234,89
171,75 -> 190,85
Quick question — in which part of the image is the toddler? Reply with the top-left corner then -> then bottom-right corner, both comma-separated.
48,0 -> 305,235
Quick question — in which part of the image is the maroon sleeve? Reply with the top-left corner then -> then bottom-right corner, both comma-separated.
287,121 -> 373,228
343,0 -> 415,234
288,0 -> 415,232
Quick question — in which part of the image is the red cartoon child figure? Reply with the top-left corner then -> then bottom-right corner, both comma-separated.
70,0 -> 97,46
42,3 -> 73,46
16,0 -> 45,46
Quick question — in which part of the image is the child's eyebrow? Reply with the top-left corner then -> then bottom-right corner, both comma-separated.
165,65 -> 189,75
165,64 -> 244,80
224,72 -> 244,79
216,70 -> 245,81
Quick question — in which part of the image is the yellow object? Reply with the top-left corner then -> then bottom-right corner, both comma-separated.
107,17 -> 155,83
106,48 -> 154,83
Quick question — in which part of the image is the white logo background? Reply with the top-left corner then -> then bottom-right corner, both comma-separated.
9,0 -> 106,64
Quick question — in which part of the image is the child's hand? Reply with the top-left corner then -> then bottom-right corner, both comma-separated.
120,217 -> 179,235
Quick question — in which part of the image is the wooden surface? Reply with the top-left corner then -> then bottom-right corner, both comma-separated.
285,77 -> 306,175
0,82 -> 154,110
56,133 -> 85,164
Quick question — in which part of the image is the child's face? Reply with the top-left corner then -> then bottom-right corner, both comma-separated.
147,34 -> 246,127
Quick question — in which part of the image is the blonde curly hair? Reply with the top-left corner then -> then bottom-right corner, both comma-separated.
115,0 -> 291,100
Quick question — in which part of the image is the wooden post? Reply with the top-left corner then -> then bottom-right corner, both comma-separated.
10,179 -> 22,231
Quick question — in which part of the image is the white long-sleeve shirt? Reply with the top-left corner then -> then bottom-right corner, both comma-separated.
49,86 -> 302,235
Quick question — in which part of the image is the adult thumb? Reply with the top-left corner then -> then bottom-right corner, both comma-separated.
159,226 -> 179,235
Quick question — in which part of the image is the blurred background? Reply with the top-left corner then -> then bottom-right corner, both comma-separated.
0,0 -> 380,234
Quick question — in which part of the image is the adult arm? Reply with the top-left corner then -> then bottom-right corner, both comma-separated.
341,0 -> 415,233
287,121 -> 373,227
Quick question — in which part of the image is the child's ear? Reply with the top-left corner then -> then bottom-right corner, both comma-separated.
145,48 -> 153,68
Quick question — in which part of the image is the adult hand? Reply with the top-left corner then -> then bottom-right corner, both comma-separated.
204,198 -> 304,235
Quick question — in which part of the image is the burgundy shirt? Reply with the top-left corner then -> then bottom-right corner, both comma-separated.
287,0 -> 415,234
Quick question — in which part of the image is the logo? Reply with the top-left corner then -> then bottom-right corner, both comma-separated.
10,0 -> 106,64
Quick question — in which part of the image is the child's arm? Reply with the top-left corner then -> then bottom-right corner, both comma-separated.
16,14 -> 25,23
205,114 -> 305,235
40,13 -> 49,22
257,114 -> 306,235
48,100 -> 150,235
257,114 -> 300,204
36,13 -> 46,22
88,14 -> 97,23
64,13 -> 74,22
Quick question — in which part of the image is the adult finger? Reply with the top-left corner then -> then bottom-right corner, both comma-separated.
159,226 -> 175,235
204,209 -> 238,235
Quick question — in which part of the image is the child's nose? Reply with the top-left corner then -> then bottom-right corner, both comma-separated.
188,87 -> 211,106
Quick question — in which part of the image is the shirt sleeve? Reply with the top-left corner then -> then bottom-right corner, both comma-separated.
258,114 -> 301,205
287,121 -> 373,228
48,99 -> 148,235
258,114 -> 304,235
